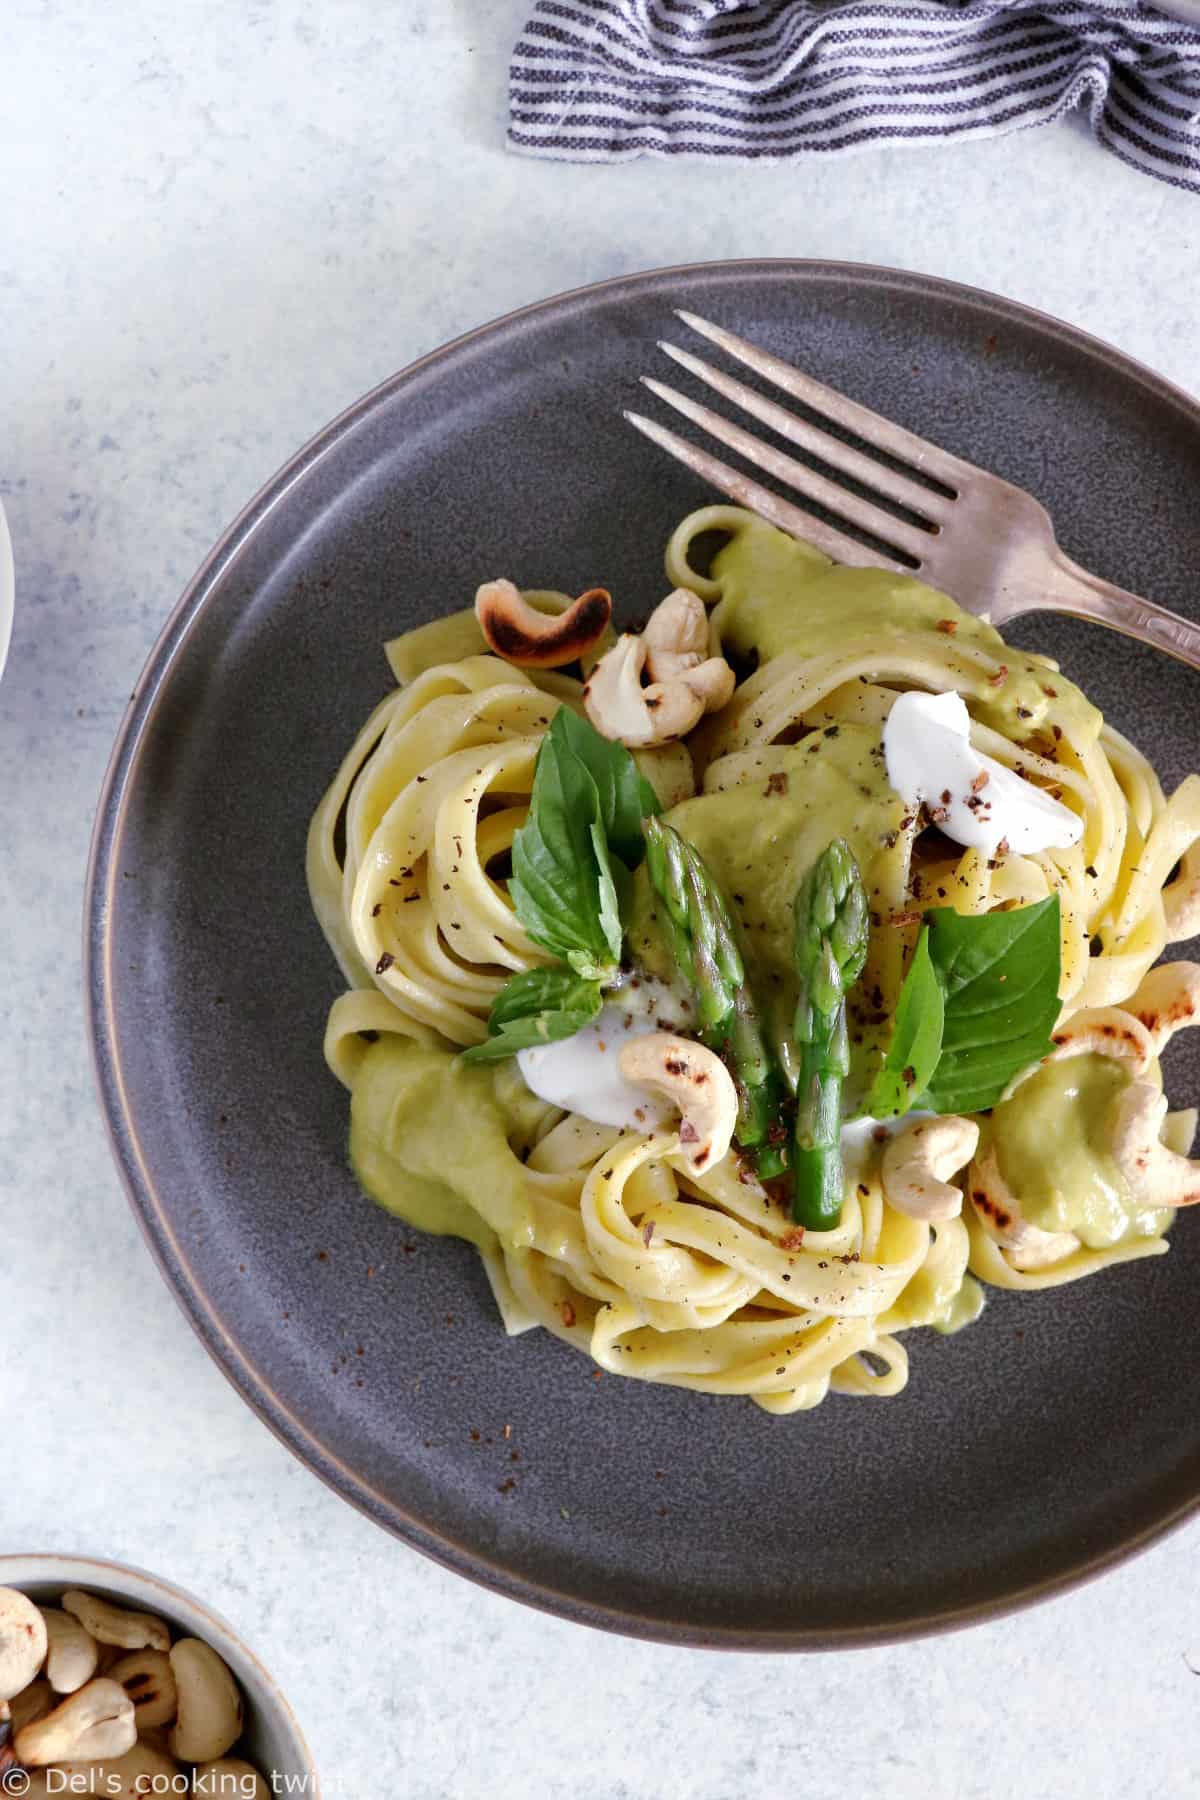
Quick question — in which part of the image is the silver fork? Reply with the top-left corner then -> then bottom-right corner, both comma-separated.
626,311 -> 1200,671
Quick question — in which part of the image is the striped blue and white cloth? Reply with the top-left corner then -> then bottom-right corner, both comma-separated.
509,0 -> 1200,190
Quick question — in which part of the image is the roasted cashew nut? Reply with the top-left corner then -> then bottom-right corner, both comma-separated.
52,1741 -> 184,1798
583,633 -> 702,746
107,1648 -> 178,1731
475,578 -> 612,669
1164,840 -> 1200,941
682,658 -> 736,710
1048,1006 -> 1155,1074
1128,960 -> 1200,1057
40,1608 -> 99,1695
7,1776 -> 52,1799
641,587 -> 709,681
881,1115 -> 979,1222
167,1638 -> 243,1764
135,1724 -> 173,1758
61,1593 -> 170,1657
14,1677 -> 137,1767
8,1678 -> 53,1736
194,1759 -> 271,1799
617,1033 -> 737,1173
1111,1081 -> 1200,1207
1045,968 -> 1200,1208
968,1145 -> 1081,1269
0,1588 -> 49,1703
583,588 -> 735,748
583,634 -> 734,747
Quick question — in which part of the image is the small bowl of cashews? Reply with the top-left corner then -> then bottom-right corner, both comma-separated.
0,1557 -> 316,1799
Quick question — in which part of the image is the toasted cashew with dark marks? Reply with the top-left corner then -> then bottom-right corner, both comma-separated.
618,1033 -> 737,1173
1049,1007 -> 1154,1075
15,1678 -> 136,1767
1127,961 -> 1200,1058
1111,1081 -> 1200,1207
0,1589 -> 48,1703
61,1594 -> 169,1657
584,632 -> 734,747
882,1116 -> 979,1222
107,1648 -> 178,1731
40,1609 -> 99,1695
583,634 -> 699,745
969,1146 -> 1081,1269
475,578 -> 612,668
583,587 -> 734,747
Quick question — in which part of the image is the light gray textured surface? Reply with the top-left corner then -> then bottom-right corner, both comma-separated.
3,4 -> 1199,1797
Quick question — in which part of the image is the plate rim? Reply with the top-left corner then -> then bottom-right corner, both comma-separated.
85,256 -> 1200,1650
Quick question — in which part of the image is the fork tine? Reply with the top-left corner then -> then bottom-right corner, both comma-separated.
676,310 -> 973,490
642,376 -> 934,565
658,341 -> 951,525
624,409 -> 911,576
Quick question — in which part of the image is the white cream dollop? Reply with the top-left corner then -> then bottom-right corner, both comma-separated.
516,976 -> 691,1129
882,690 -> 1083,856
840,1112 -> 937,1183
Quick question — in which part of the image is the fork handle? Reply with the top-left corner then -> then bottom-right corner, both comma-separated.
1004,549 -> 1200,673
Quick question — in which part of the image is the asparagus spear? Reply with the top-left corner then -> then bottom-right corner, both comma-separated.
791,838 -> 869,1229
643,816 -> 783,1164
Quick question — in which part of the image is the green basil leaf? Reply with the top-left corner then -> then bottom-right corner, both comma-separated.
590,820 -> 624,969
867,925 -> 944,1118
920,895 -> 1061,1115
488,967 -> 603,1031
510,731 -> 612,975
509,710 -> 656,978
552,708 -> 659,868
461,967 -> 604,1063
460,1011 -> 600,1063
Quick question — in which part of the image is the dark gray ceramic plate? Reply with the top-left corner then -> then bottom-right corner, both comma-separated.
87,262 -> 1200,1648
